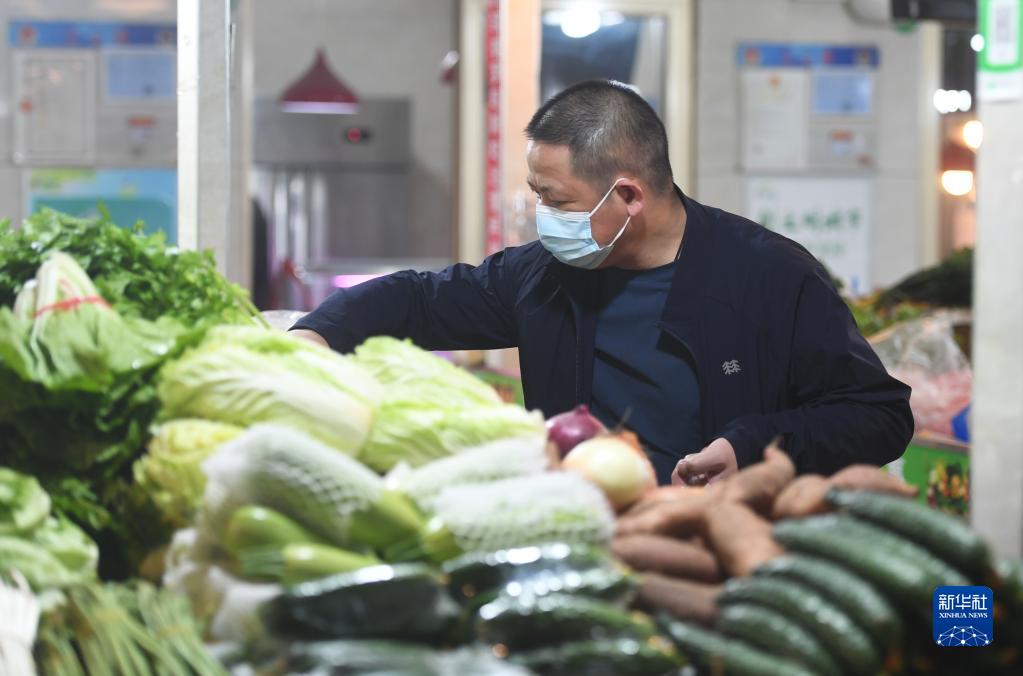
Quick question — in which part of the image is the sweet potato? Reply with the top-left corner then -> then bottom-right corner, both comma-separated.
702,502 -> 784,577
615,490 -> 712,538
828,465 -> 917,497
634,485 -> 710,507
771,475 -> 833,521
714,443 -> 796,514
634,572 -> 720,625
611,534 -> 724,584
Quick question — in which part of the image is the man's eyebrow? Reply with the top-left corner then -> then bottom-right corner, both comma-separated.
526,179 -> 555,195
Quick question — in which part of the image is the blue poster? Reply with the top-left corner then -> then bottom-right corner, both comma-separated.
9,20 -> 175,48
27,169 -> 177,244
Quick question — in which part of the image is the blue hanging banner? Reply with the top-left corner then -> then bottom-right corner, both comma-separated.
737,43 -> 880,69
8,20 -> 176,48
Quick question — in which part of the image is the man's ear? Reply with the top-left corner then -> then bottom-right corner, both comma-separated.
615,178 -> 646,217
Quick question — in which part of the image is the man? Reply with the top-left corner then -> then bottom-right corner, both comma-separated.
292,80 -> 913,485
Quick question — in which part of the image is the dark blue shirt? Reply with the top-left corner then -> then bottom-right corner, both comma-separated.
590,263 -> 702,485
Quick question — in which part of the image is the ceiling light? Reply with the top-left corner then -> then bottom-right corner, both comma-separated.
280,48 -> 359,114
962,120 -> 983,150
941,170 -> 974,197
560,8 -> 601,39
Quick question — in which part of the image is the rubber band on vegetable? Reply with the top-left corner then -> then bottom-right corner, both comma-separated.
33,295 -> 110,318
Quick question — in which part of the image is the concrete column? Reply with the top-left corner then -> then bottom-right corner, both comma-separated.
970,99 -> 1023,558
177,0 -> 232,273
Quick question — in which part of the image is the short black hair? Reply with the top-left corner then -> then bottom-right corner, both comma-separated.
525,80 -> 673,195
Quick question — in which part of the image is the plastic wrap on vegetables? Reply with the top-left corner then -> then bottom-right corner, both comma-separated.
388,473 -> 615,563
199,425 -> 423,552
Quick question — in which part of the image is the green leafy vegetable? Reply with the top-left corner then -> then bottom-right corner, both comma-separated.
1,252 -> 181,392
0,208 -> 260,327
362,396 -> 545,472
0,536 -> 84,590
132,419 -> 244,528
31,516 -> 100,573
352,337 -> 544,472
158,328 -> 380,455
0,254 -> 205,571
0,469 -> 98,591
0,466 -> 51,534
354,336 -> 501,407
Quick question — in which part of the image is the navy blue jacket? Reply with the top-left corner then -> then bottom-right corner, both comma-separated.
294,191 -> 913,475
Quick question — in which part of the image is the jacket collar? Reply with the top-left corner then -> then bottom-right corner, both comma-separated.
661,187 -> 717,324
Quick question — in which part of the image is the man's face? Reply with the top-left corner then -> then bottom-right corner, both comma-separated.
525,141 -> 629,250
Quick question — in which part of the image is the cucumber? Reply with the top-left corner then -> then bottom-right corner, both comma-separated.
773,514 -> 970,611
993,555 -> 1023,610
259,563 -> 462,643
755,553 -> 902,648
443,542 -> 634,608
283,640 -> 438,675
656,616 -> 816,676
717,576 -> 880,676
510,637 -> 683,676
475,592 -> 656,651
826,488 -> 991,577
716,603 -> 842,676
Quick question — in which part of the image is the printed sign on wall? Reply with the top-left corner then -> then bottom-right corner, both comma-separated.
746,176 -> 871,294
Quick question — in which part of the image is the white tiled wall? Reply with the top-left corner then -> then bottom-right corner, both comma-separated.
695,0 -> 937,288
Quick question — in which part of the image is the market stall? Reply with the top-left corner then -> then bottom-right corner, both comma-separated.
1,212 -> 1020,675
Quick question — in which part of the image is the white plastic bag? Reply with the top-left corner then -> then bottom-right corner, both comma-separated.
871,311 -> 972,439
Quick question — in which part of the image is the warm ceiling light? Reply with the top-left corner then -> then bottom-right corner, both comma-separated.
280,48 -> 359,114
963,120 -> 983,150
941,170 -> 974,197
560,8 -> 602,38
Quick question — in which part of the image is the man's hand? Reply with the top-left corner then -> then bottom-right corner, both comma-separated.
672,437 -> 738,486
290,329 -> 329,349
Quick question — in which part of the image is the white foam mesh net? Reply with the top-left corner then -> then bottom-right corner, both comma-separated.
199,424 -> 381,545
392,434 -> 550,511
431,472 -> 614,554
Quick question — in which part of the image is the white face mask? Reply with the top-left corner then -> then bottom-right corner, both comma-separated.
535,178 -> 631,269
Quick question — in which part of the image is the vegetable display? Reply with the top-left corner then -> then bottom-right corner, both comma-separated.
0,208 -> 258,326
354,336 -> 546,472
1,208 -> 1018,676
562,432 -> 657,511
158,327 -> 381,456
388,472 -> 615,563
248,544 -> 683,676
545,404 -> 607,458
200,424 -> 424,552
35,582 -> 225,676
0,468 -> 98,592
132,419 -> 244,528
0,249 -> 239,570
612,446 -> 1023,676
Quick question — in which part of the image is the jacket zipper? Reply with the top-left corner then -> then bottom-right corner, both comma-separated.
657,321 -> 707,442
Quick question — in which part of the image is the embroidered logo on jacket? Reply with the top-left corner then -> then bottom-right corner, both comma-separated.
722,359 -> 741,376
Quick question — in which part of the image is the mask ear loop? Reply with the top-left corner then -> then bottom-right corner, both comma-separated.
606,215 -> 632,247
597,178 -> 633,247
588,177 -> 628,216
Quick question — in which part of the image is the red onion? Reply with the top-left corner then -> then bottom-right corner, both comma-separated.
546,405 -> 607,458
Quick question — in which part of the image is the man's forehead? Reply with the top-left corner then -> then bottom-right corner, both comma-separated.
527,143 -> 575,191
